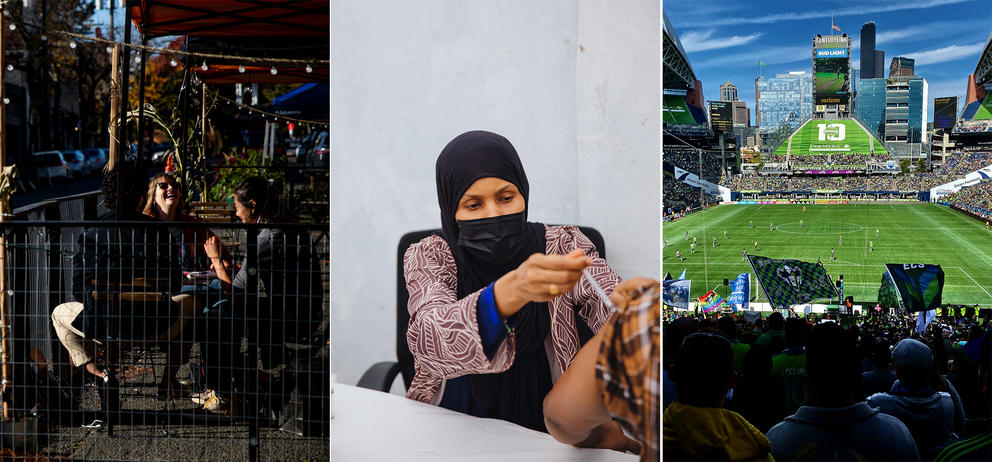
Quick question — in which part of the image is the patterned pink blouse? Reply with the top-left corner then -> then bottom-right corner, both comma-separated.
403,225 -> 620,404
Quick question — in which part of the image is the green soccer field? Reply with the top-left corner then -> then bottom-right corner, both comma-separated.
663,203 -> 992,308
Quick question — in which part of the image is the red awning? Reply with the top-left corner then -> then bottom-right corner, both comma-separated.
132,0 -> 329,38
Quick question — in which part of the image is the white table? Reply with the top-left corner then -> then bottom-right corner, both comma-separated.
331,384 -> 638,461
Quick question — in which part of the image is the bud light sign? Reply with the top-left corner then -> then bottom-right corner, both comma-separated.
816,49 -> 848,58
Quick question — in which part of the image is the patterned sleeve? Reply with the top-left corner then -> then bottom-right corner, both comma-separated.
551,226 -> 621,332
595,297 -> 661,460
403,236 -> 516,379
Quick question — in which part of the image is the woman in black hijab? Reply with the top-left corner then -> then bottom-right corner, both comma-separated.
403,130 -> 654,446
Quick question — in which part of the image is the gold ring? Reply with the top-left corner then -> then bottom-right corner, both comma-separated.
548,283 -> 560,296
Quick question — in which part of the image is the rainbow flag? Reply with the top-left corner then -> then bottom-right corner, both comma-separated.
699,290 -> 725,312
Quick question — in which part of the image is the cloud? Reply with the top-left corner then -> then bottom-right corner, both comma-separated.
902,42 -> 986,65
678,0 -> 969,27
693,45 -> 811,69
680,30 -> 765,53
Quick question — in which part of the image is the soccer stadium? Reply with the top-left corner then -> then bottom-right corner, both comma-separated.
664,16 -> 992,315
662,8 -> 991,461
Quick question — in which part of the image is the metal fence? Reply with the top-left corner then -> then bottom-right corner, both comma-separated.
0,213 -> 329,462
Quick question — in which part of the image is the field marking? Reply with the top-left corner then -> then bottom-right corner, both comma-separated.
957,266 -> 992,302
890,204 -> 896,212
775,221 -> 863,235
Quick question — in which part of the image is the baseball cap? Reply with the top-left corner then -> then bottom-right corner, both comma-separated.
891,338 -> 933,372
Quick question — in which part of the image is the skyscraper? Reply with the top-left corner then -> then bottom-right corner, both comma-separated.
874,50 -> 885,79
720,80 -> 738,101
883,77 -> 928,156
860,22 -> 876,79
889,57 -> 915,77
757,72 -> 813,134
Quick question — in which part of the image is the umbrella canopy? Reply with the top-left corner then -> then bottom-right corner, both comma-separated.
131,0 -> 329,38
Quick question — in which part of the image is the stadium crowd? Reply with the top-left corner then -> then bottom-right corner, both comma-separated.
943,180 -> 992,219
664,145 -> 723,183
936,152 -> 992,177
663,310 -> 992,461
954,120 -> 992,133
663,173 -> 718,214
722,174 -> 948,192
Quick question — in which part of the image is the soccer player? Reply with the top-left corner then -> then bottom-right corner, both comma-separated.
676,250 -> 683,261
803,205 -> 806,214
800,219 -> 805,228
742,249 -> 747,262
712,236 -> 717,248
986,220 -> 989,230
684,231 -> 689,240
753,241 -> 759,252
875,227 -> 879,238
839,235 -> 843,246
869,240 -> 874,253
830,248 -> 836,261
693,236 -> 697,244
690,242 -> 696,254
723,230 -> 728,239
663,238 -> 669,247
749,220 -> 754,229
770,221 -> 774,231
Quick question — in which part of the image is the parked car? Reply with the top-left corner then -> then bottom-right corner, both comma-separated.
59,150 -> 87,178
31,151 -> 73,184
80,148 -> 108,175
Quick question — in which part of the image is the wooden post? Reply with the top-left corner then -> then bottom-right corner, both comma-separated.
201,82 -> 207,201
0,8 -> 10,420
107,45 -> 121,171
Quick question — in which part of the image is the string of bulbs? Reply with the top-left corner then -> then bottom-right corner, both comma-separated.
0,6 -> 329,70
209,89 -> 328,127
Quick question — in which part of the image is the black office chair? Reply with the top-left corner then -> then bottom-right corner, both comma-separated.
357,226 -> 606,392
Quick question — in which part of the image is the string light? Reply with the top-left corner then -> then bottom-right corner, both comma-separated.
201,61 -> 208,71
170,58 -> 178,67
69,41 -> 76,49
2,98 -> 9,105
5,65 -> 11,72
40,35 -> 47,41
270,66 -> 277,75
106,46 -> 113,53
238,65 -> 245,73
305,64 -> 312,73
7,24 -> 14,31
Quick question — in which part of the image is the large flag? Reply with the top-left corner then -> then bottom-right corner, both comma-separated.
746,255 -> 838,310
916,309 -> 937,334
884,264 -> 945,312
727,273 -> 750,311
663,279 -> 691,309
878,272 -> 900,309
698,290 -> 725,312
831,22 -> 841,32
678,269 -> 686,280
664,271 -> 673,281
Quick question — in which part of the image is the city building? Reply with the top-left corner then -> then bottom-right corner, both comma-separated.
889,57 -> 915,77
874,49 -> 885,78
883,77 -> 928,157
855,78 -> 887,138
732,101 -> 750,127
720,80 -> 738,101
756,71 -> 812,134
860,22 -> 876,79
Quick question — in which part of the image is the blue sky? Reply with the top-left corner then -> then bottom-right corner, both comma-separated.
665,0 -> 992,125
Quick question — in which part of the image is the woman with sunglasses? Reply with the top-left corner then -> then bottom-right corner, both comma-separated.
404,131 -> 655,450
143,173 -> 231,271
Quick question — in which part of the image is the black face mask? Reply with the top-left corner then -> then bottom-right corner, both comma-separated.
456,211 -> 529,267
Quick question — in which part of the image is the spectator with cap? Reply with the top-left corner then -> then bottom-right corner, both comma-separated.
867,338 -> 962,459
663,332 -> 773,461
766,323 -> 919,461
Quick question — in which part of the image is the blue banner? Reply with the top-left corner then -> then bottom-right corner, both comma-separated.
884,263 -> 945,312
727,273 -> 750,311
747,255 -> 839,310
663,279 -> 691,309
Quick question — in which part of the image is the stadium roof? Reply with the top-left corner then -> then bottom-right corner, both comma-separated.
663,12 -> 696,90
976,28 -> 992,86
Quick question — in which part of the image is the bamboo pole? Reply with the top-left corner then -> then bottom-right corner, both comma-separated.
201,82 -> 207,201
0,8 -> 10,420
108,45 -> 121,171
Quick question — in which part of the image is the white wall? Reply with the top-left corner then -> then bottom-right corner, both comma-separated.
331,0 -> 660,390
